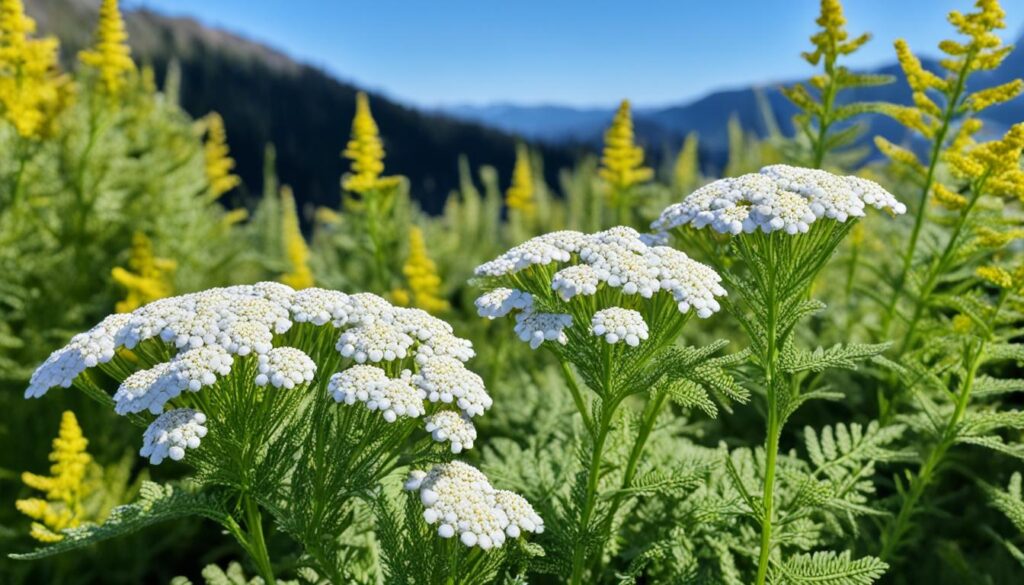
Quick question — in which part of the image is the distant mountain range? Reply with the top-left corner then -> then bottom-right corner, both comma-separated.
26,0 -> 577,214
25,1 -> 1024,212
441,33 -> 1024,171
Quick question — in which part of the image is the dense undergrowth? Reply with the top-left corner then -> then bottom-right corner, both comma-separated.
1,0 -> 1023,583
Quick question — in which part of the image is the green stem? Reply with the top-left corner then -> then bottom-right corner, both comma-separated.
243,494 -> 277,585
364,190 -> 390,292
897,176 -> 987,355
570,411 -> 612,585
560,359 -> 594,436
810,55 -> 838,169
880,47 -> 976,337
755,241 -> 781,585
880,290 -> 1005,561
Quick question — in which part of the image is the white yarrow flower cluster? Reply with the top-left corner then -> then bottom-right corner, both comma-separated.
413,356 -> 492,417
26,283 -> 488,465
255,347 -> 317,389
514,311 -> 573,349
113,345 -> 233,415
404,462 -> 543,548
328,366 -> 426,422
424,411 -> 477,453
653,164 -> 906,236
474,226 -> 727,350
25,314 -> 131,399
591,308 -> 649,346
139,409 -> 208,465
475,288 -> 533,319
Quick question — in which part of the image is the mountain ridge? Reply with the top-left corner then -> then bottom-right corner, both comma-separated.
26,0 -> 577,214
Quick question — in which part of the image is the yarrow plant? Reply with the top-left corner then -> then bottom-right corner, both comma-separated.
16,283 -> 541,584
655,164 -> 906,584
474,226 -> 746,584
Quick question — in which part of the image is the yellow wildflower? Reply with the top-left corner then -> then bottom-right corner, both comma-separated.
111,232 -> 176,313
315,206 -> 342,225
874,136 -> 924,172
203,112 -> 240,199
598,99 -> 652,193
931,183 -> 967,210
389,288 -> 411,307
951,314 -> 974,334
974,227 -> 1024,249
221,208 -> 249,227
949,118 -> 983,154
78,0 -> 134,96
279,186 -> 314,290
506,143 -> 535,217
951,123 -> 1024,199
402,226 -> 448,314
673,132 -> 700,191
342,92 -> 399,195
966,79 -> 1023,112
0,0 -> 69,138
16,411 -> 92,542
894,39 -> 945,92
976,265 -> 1013,289
802,0 -> 870,66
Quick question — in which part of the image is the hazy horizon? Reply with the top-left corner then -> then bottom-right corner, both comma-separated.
131,0 -> 1023,110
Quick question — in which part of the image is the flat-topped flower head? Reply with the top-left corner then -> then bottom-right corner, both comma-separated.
26,313 -> 130,399
514,311 -> 573,350
591,308 -> 649,347
254,347 -> 316,389
475,288 -> 533,319
493,490 -> 545,538
139,409 -> 208,465
475,227 -> 726,353
337,320 -> 415,363
404,461 -> 541,549
424,411 -> 477,453
413,356 -> 492,417
26,283 -> 489,473
653,164 -> 906,236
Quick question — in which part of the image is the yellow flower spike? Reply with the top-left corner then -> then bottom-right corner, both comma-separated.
932,183 -> 967,210
314,206 -> 342,225
203,112 -> 241,200
17,411 -> 93,541
966,79 -> 1023,112
874,136 -> 925,173
894,40 -> 945,93
279,186 -> 315,290
976,265 -> 1013,289
389,288 -> 411,307
402,226 -> 448,314
78,0 -> 134,96
599,99 -> 652,193
951,314 -> 974,334
506,143 -> 536,217
673,132 -> 700,190
342,92 -> 400,195
802,0 -> 870,64
221,208 -> 249,227
112,232 -> 176,313
0,0 -> 69,138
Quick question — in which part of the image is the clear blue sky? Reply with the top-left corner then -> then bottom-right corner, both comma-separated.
132,0 -> 1022,109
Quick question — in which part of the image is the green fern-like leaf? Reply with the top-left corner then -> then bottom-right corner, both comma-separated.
769,551 -> 887,584
10,481 -> 232,560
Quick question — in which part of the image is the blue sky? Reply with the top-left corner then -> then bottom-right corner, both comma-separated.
133,1 -> 1022,109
